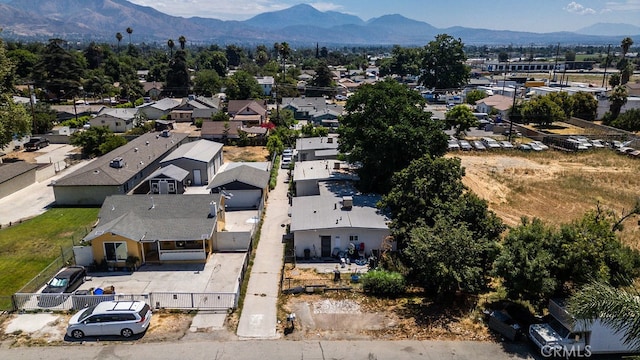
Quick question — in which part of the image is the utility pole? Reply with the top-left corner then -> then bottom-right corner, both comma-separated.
551,43 -> 560,83
508,85 -> 518,142
602,44 -> 611,90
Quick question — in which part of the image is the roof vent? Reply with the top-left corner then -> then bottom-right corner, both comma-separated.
109,157 -> 124,168
342,196 -> 353,210
327,137 -> 333,143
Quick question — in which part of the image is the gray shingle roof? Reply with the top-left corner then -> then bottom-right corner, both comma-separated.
54,132 -> 188,186
144,164 -> 189,182
295,137 -> 339,151
0,162 -> 39,184
207,164 -> 270,190
290,182 -> 388,232
84,194 -> 222,242
161,139 -> 223,164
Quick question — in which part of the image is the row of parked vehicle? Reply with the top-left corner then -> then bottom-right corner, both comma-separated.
448,137 -> 549,152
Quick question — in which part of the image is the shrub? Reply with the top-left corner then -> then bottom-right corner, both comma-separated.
361,270 -> 406,297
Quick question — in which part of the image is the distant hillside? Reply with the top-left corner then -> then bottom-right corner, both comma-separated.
576,23 -> 640,37
0,0 -> 637,46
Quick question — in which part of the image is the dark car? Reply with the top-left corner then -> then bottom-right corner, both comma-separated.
38,266 -> 86,307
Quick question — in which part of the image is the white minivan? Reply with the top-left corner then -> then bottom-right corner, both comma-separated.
66,300 -> 152,339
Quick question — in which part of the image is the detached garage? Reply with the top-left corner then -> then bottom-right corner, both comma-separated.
207,163 -> 270,210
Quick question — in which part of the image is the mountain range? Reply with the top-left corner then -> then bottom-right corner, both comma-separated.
0,0 -> 638,46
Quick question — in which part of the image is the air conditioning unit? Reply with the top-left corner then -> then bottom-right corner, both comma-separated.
109,157 -> 125,168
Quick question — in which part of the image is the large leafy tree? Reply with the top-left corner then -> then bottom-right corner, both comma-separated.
521,94 -> 565,127
445,105 -> 478,137
571,91 -> 598,121
307,61 -> 334,97
465,89 -> 487,104
419,34 -> 469,90
32,102 -> 57,134
611,108 -> 640,132
70,126 -> 126,157
338,79 -> 448,193
193,69 -> 222,97
0,38 -> 31,147
225,70 -> 262,100
34,39 -> 84,100
547,91 -> 574,120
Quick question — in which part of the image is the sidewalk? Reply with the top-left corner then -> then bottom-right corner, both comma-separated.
236,165 -> 290,339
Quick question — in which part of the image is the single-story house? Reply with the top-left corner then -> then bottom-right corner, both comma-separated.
82,194 -> 225,266
90,108 -> 138,133
53,132 -> 189,205
144,164 -> 190,194
138,98 -> 182,120
201,120 -> 243,142
293,160 -> 358,197
290,181 -> 393,259
141,81 -> 163,100
0,162 -> 39,200
159,139 -> 224,186
256,76 -> 274,96
192,107 -> 220,121
281,96 -> 327,121
295,136 -> 340,162
207,162 -> 270,210
475,94 -> 514,119
228,100 -> 268,126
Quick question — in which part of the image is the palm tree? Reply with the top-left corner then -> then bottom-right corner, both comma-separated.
126,27 -> 133,45
115,32 -> 122,53
608,85 -> 628,121
568,282 -> 640,350
167,39 -> 175,57
621,37 -> 634,57
279,42 -> 291,80
178,35 -> 186,50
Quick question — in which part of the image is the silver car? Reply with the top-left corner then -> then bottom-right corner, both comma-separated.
67,300 -> 152,339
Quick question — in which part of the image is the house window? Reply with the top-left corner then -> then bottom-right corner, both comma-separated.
168,183 -> 176,193
349,235 -> 359,243
116,122 -> 120,126
104,242 -> 127,261
151,183 -> 159,193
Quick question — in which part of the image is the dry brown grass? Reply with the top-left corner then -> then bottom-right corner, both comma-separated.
223,146 -> 269,162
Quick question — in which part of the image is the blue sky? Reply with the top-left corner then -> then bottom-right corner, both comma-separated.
127,0 -> 640,32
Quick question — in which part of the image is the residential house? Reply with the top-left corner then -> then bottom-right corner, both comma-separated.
89,108 -> 138,133
281,96 -> 327,121
141,81 -> 163,100
227,100 -> 268,126
475,94 -> 514,119
160,139 -> 224,186
256,76 -> 275,96
290,181 -> 393,259
52,104 -> 103,123
201,120 -> 243,142
295,136 -> 340,162
169,97 -> 219,123
0,162 -> 39,200
144,164 -> 190,194
52,132 -> 189,205
192,107 -> 220,121
83,194 -> 224,266
293,160 -> 358,197
138,98 -> 182,120
207,162 -> 270,210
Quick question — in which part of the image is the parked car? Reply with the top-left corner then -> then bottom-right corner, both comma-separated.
499,141 -> 514,149
481,137 -> 501,150
24,137 -> 50,151
458,140 -> 473,151
529,142 -> 543,151
66,300 -> 152,339
282,148 -> 293,157
281,156 -> 292,169
447,139 -> 461,151
38,266 -> 86,307
472,141 -> 486,150
530,141 -> 549,150
335,94 -> 347,101
519,143 -> 532,151
590,139 -> 605,149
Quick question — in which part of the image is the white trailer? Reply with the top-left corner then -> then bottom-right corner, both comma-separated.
529,299 -> 639,356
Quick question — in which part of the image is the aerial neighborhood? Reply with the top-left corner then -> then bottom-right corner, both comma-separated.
1,1 -> 640,358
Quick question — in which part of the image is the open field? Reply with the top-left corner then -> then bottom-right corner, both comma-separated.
453,150 -> 640,248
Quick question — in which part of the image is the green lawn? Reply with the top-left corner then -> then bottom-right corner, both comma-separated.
0,208 -> 99,304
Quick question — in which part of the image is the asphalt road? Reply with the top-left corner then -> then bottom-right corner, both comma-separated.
0,339 -> 540,360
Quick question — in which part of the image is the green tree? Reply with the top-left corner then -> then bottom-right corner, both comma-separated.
609,73 -> 621,87
445,105 -> 478,137
308,61 -> 334,97
225,44 -> 245,68
7,48 -> 39,81
611,108 -> 640,132
34,39 -> 84,101
71,126 -> 125,156
266,134 -> 284,157
405,217 -> 489,297
547,91 -> 574,120
419,34 -> 469,90
608,85 -> 629,121
0,39 -> 31,146
568,282 -> 640,351
116,32 -> 123,54
167,39 -> 175,58
338,79 -> 448,193
619,37 -> 634,85
521,95 -> 565,127
193,69 -> 222,97
197,50 -> 227,77
178,35 -> 186,50
571,91 -> 598,121
32,102 -> 57,134
165,50 -> 190,97
126,27 -> 133,45
493,217 -> 560,309
465,89 -> 487,104
225,70 -> 262,100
